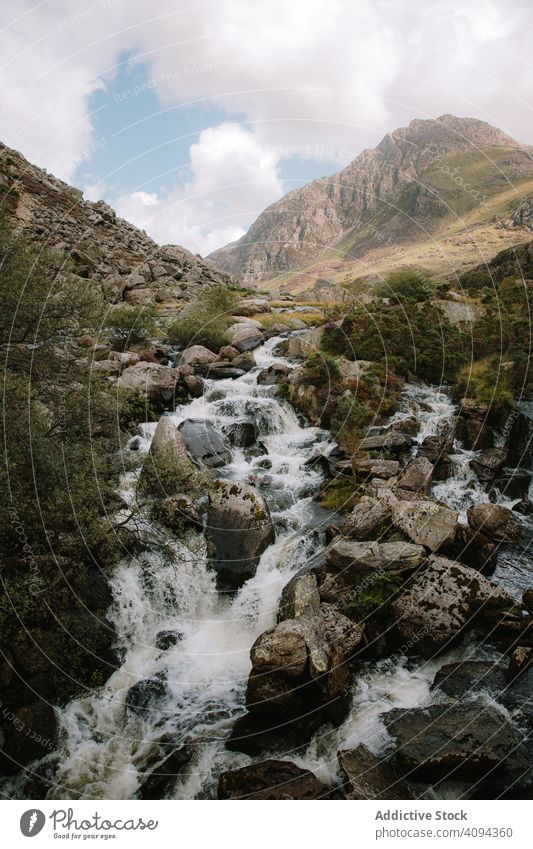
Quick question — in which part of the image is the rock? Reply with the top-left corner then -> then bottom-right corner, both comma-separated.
108,350 -> 141,367
492,469 -> 531,500
513,497 -> 533,515
224,421 -> 257,448
178,418 -> 231,468
320,603 -> 364,660
250,621 -> 308,677
138,744 -> 193,799
397,457 -> 434,494
125,678 -> 167,717
257,362 -> 291,385
359,432 -> 413,453
226,710 -> 323,755
118,362 -> 179,407
204,364 -> 246,380
150,416 -> 190,465
157,494 -> 200,531
467,503 -> 522,542
218,345 -> 241,360
338,745 -> 413,800
384,702 -> 525,781
391,555 -> 513,657
391,499 -> 458,551
217,759 -> 340,800
342,496 -> 391,540
325,538 -> 425,579
278,573 -> 322,621
432,661 -> 506,700
470,448 -> 509,481
418,434 -> 453,464
179,345 -> 218,366
284,326 -> 325,358
456,416 -> 493,450
231,351 -> 256,371
508,646 -> 533,678
0,700 -> 57,773
207,479 -> 275,585
226,322 -> 264,352
460,398 -> 490,419
391,415 -> 420,436
155,630 -> 182,651
353,459 -> 400,479
233,298 -> 271,317
446,523 -> 500,574
523,589 -> 533,613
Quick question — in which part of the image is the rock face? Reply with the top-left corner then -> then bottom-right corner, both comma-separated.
338,745 -> 413,800
467,503 -> 522,542
384,702 -> 525,781
207,479 -> 275,585
217,760 -> 340,800
391,556 -> 513,657
0,142 -> 233,307
208,115 -> 528,282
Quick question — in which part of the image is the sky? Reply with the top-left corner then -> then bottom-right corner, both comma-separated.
1,0 -> 532,255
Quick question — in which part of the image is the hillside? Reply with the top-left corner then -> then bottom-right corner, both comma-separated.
0,142 -> 232,311
208,115 -> 533,294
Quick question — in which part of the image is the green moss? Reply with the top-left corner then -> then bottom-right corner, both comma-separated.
342,571 -> 404,620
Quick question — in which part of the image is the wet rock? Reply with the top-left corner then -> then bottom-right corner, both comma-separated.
218,345 -> 241,360
390,498 -> 458,551
470,447 -> 509,481
155,630 -> 182,651
117,362 -> 179,408
126,678 -> 167,717
207,479 -> 275,585
397,457 -> 434,494
384,702 -> 527,783
418,434 -> 453,464
226,710 -> 324,755
250,621 -> 308,677
492,469 -> 531,500
278,573 -> 321,621
523,589 -> 533,613
179,345 -> 218,366
218,759 -> 340,799
320,603 -> 364,660
138,744 -> 193,799
353,459 -> 400,479
150,416 -> 191,466
324,538 -> 425,579
178,418 -> 231,468
0,700 -> 57,773
391,555 -> 513,657
457,416 -> 494,450
467,503 -> 522,542
342,496 -> 391,541
359,432 -> 413,453
338,745 -> 413,800
446,523 -> 500,574
508,646 -> 533,677
224,421 -> 257,448
513,497 -> 533,515
205,364 -> 246,380
432,661 -> 506,700
257,362 -> 291,385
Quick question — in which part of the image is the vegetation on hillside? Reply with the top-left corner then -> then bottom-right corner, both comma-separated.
167,286 -> 240,351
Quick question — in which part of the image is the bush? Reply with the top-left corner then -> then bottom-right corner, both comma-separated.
104,304 -> 158,351
329,395 -> 373,453
301,352 -> 341,387
377,268 -> 434,303
167,285 -> 240,351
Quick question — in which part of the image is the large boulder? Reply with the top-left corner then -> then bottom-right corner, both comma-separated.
117,361 -> 179,407
325,538 -> 426,579
390,498 -> 458,551
397,457 -> 434,494
0,700 -> 57,773
150,416 -> 190,465
217,760 -> 340,800
233,298 -> 271,317
178,418 -> 231,468
179,345 -> 218,367
207,479 -> 275,585
338,745 -> 413,800
384,702 -> 525,781
226,322 -> 264,352
250,620 -> 309,677
257,362 -> 291,385
342,496 -> 391,541
284,326 -> 325,358
359,432 -> 413,453
470,448 -> 509,481
353,459 -> 400,480
467,503 -> 522,542
390,555 -> 513,657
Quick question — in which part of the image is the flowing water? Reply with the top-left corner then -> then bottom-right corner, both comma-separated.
6,342 -> 532,799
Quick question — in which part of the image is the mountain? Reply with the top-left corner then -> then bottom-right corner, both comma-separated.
0,142 -> 232,310
209,115 -> 533,293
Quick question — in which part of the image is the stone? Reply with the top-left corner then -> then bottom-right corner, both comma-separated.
125,678 -> 167,717
207,479 -> 275,585
467,503 -> 522,542
278,573 -> 322,621
0,700 -> 57,773
342,496 -> 391,541
353,459 -> 400,479
492,469 -> 531,500
523,589 -> 533,613
218,345 -> 241,360
338,745 -> 413,800
117,361 -> 179,407
150,416 -> 190,465
226,322 -> 264,352
224,421 -> 257,448
257,362 -> 291,385
217,760 -> 340,800
470,448 -> 509,481
391,498 -> 458,551
391,555 -> 513,657
324,538 -> 426,578
320,603 -> 364,660
179,345 -> 218,366
397,457 -> 434,494
178,418 -> 231,468
432,661 -> 507,700
384,702 -> 525,781
446,524 -> 500,574
233,298 -> 271,317
359,432 -> 413,453
459,398 -> 490,419
157,494 -> 200,531
155,630 -> 182,651
508,646 -> 533,678
284,326 -> 325,358
138,744 -> 193,799
250,620 -> 308,678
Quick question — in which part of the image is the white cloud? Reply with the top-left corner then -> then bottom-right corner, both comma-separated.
114,122 -> 284,253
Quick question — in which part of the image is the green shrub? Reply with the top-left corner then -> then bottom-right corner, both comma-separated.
104,305 -> 158,351
329,395 -> 373,453
167,285 -> 240,351
301,352 -> 341,387
377,268 -> 434,303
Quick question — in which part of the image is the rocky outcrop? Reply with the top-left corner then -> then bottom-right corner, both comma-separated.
217,760 -> 341,800
390,555 -> 513,657
207,479 -> 275,585
0,142 -> 233,307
